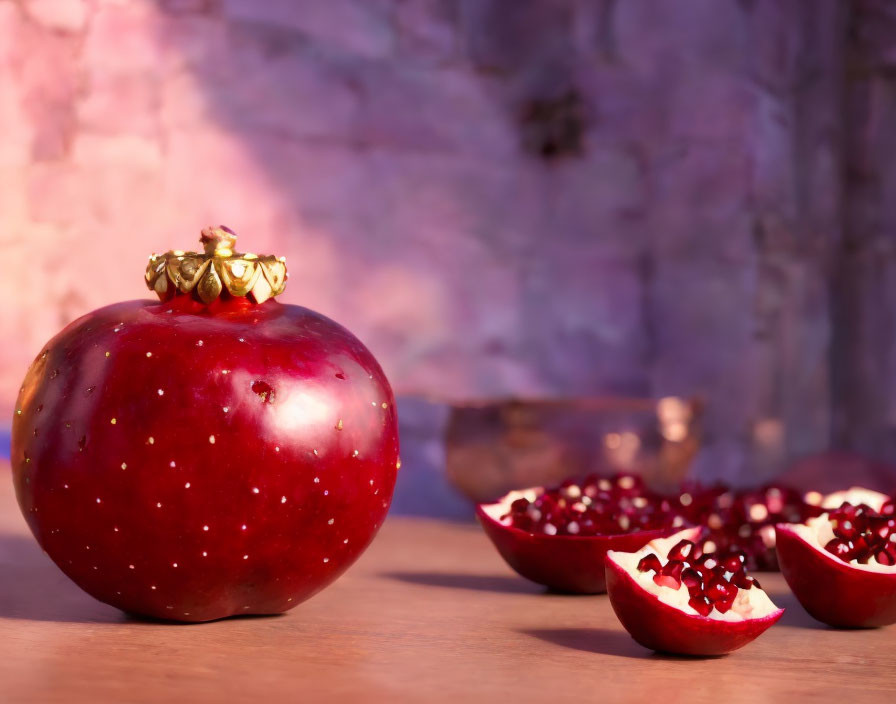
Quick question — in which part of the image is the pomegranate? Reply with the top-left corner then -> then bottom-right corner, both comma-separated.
776,487 -> 896,627
476,474 -> 684,593
606,530 -> 783,655
10,227 -> 400,622
674,483 -> 824,571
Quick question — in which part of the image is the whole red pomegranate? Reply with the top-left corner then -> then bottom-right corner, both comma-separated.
11,227 -> 400,622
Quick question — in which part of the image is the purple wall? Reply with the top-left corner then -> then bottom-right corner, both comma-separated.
2,0 -> 894,494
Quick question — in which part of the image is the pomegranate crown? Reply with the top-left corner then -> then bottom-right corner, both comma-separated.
145,226 -> 287,304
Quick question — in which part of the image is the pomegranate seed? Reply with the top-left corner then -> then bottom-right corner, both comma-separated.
730,570 -> 753,589
719,553 -> 745,573
653,560 -> 684,589
695,554 -> 718,573
876,549 -> 896,566
837,502 -> 857,518
637,554 -> 662,573
852,536 -> 871,562
868,515 -> 890,540
681,567 -> 703,595
705,577 -> 734,603
653,573 -> 682,590
834,519 -> 858,541
825,538 -> 854,560
688,595 -> 713,617
714,593 -> 736,614
510,498 -> 529,513
661,559 -> 684,578
667,539 -> 695,562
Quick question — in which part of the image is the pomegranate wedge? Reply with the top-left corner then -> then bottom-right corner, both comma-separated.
477,478 -> 681,593
776,487 -> 896,627
606,530 -> 783,655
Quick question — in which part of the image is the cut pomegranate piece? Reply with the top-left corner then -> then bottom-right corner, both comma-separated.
776,487 -> 896,627
606,530 -> 783,655
476,482 -> 682,594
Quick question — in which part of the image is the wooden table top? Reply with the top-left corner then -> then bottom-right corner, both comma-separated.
1,466 -> 893,704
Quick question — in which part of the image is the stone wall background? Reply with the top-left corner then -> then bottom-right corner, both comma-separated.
0,0 -> 889,489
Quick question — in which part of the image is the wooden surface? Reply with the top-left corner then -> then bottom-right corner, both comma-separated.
1,467 -> 894,704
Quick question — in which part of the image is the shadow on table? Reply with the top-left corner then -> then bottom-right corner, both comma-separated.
766,589 -> 827,630
0,533 -> 289,626
522,627 -> 726,660
383,570 -> 546,595
0,533 -> 124,624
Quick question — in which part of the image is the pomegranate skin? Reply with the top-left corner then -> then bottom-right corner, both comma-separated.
776,524 -> 896,628
11,296 -> 399,622
476,504 -> 675,593
605,556 -> 783,655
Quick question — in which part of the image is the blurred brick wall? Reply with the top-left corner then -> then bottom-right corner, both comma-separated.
0,0 -> 874,484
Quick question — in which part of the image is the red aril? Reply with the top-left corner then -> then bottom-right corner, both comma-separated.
10,228 -> 400,622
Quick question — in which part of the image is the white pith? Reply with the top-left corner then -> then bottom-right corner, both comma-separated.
609,531 -> 780,622
788,514 -> 896,573
821,487 -> 890,512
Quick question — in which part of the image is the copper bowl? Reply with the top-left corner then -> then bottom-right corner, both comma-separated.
445,396 -> 701,503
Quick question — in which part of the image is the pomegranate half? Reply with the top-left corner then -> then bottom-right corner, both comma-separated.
776,487 -> 896,628
606,530 -> 783,655
476,476 -> 682,593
